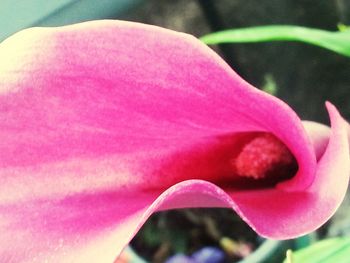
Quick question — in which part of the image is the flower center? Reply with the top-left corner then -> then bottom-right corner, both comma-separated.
232,133 -> 296,180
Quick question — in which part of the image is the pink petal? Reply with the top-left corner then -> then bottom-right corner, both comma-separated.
0,20 -> 348,262
302,120 -> 331,160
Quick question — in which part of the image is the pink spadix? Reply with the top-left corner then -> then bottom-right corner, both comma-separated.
233,133 -> 296,180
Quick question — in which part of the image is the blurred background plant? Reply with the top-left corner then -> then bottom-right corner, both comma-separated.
2,1 -> 350,262
283,237 -> 350,263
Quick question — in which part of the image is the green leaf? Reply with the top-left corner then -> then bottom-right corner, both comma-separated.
200,25 -> 350,57
283,237 -> 350,263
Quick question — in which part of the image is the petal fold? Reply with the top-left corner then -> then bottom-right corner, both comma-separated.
0,20 -> 348,262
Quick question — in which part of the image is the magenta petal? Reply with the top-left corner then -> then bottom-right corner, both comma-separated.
0,20 -> 349,262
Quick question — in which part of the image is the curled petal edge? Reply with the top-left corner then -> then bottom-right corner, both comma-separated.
99,104 -> 349,262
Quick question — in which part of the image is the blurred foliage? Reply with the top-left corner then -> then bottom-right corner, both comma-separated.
201,25 -> 350,57
283,237 -> 350,263
261,74 -> 278,95
131,208 -> 259,262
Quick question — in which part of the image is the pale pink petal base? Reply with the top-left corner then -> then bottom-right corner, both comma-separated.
0,20 -> 349,262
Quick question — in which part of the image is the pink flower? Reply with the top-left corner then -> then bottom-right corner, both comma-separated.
0,20 -> 349,262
